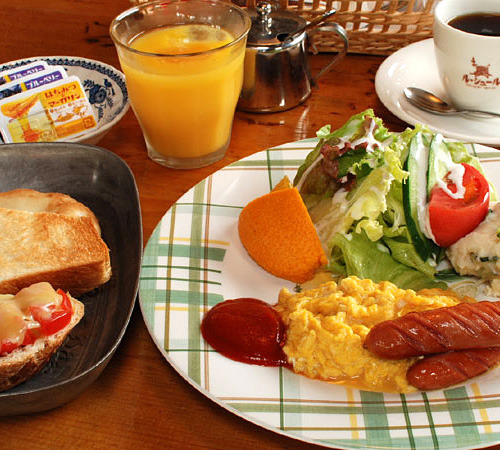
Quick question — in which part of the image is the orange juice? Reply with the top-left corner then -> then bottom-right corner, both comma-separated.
118,24 -> 246,166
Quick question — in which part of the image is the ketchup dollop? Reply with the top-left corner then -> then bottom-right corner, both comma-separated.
200,298 -> 288,367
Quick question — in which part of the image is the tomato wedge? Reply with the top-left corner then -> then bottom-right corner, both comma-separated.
0,339 -> 20,356
30,289 -> 73,337
428,163 -> 490,248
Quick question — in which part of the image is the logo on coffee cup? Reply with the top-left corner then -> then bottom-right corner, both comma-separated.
462,57 -> 500,89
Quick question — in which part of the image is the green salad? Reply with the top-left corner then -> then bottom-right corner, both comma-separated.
294,109 -> 496,291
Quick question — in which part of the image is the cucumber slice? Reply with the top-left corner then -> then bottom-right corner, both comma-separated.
427,133 -> 453,197
402,132 -> 436,261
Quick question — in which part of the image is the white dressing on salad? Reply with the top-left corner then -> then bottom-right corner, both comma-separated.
411,132 -> 467,243
411,134 -> 435,242
297,117 -> 382,195
349,118 -> 379,153
436,162 -> 466,199
427,133 -> 466,199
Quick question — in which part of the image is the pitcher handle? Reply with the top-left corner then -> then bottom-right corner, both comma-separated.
310,22 -> 349,85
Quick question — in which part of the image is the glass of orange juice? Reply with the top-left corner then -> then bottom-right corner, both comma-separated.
110,0 -> 251,169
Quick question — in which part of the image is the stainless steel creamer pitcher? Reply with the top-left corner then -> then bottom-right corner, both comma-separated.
237,2 -> 348,113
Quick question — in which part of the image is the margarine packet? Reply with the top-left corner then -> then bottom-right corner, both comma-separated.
0,75 -> 98,143
0,61 -> 50,86
0,66 -> 67,101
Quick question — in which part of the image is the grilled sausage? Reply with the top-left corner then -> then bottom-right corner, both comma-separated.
407,348 -> 500,390
363,301 -> 500,359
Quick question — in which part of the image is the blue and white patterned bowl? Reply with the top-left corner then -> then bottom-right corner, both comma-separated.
0,56 -> 129,145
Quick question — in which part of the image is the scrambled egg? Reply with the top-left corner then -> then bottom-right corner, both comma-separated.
275,276 -> 468,393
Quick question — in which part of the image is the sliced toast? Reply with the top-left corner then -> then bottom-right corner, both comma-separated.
0,207 -> 111,295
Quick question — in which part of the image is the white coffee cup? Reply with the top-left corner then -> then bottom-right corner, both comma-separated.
434,0 -> 500,114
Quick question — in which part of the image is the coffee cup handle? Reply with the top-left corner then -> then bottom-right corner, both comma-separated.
309,22 -> 349,85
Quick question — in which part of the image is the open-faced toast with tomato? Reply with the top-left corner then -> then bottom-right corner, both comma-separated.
0,188 -> 111,296
0,282 -> 84,392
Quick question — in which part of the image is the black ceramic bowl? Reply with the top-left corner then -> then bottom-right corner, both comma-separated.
0,142 -> 142,415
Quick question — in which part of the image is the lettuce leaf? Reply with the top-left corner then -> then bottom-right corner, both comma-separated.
329,231 -> 447,290
383,236 -> 437,277
294,109 -> 393,191
313,165 -> 395,245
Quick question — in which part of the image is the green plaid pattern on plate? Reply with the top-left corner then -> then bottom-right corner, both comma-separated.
139,139 -> 500,450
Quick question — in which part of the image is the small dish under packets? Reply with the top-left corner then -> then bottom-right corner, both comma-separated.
0,56 -> 129,146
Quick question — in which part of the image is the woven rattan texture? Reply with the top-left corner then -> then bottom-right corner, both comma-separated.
233,0 -> 435,55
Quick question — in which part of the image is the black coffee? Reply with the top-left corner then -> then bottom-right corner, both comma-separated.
448,13 -> 500,37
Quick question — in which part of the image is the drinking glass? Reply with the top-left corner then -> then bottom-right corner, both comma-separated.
110,0 -> 251,169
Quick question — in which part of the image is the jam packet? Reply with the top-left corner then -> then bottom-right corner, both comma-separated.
0,66 -> 67,100
0,75 -> 98,143
0,61 -> 50,86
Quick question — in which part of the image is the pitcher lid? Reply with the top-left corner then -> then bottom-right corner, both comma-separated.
246,2 -> 307,46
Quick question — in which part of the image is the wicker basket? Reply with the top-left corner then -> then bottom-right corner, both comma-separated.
129,0 -> 436,55
235,0 -> 436,55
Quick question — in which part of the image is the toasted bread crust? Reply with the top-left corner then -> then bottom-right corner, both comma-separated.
0,296 -> 84,392
0,206 -> 111,296
0,189 -> 101,234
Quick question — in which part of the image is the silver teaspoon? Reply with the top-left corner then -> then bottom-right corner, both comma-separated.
403,87 -> 500,119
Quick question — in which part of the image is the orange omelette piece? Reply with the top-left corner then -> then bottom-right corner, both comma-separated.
238,180 -> 327,284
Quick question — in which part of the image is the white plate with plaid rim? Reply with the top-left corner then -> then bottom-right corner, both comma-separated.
139,138 -> 500,450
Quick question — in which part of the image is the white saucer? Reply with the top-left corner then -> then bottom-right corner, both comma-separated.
375,38 -> 500,146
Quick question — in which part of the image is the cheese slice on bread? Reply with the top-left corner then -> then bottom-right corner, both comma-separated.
0,282 -> 84,392
0,189 -> 111,295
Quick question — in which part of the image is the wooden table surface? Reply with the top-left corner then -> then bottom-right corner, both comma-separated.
0,1 -> 499,449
